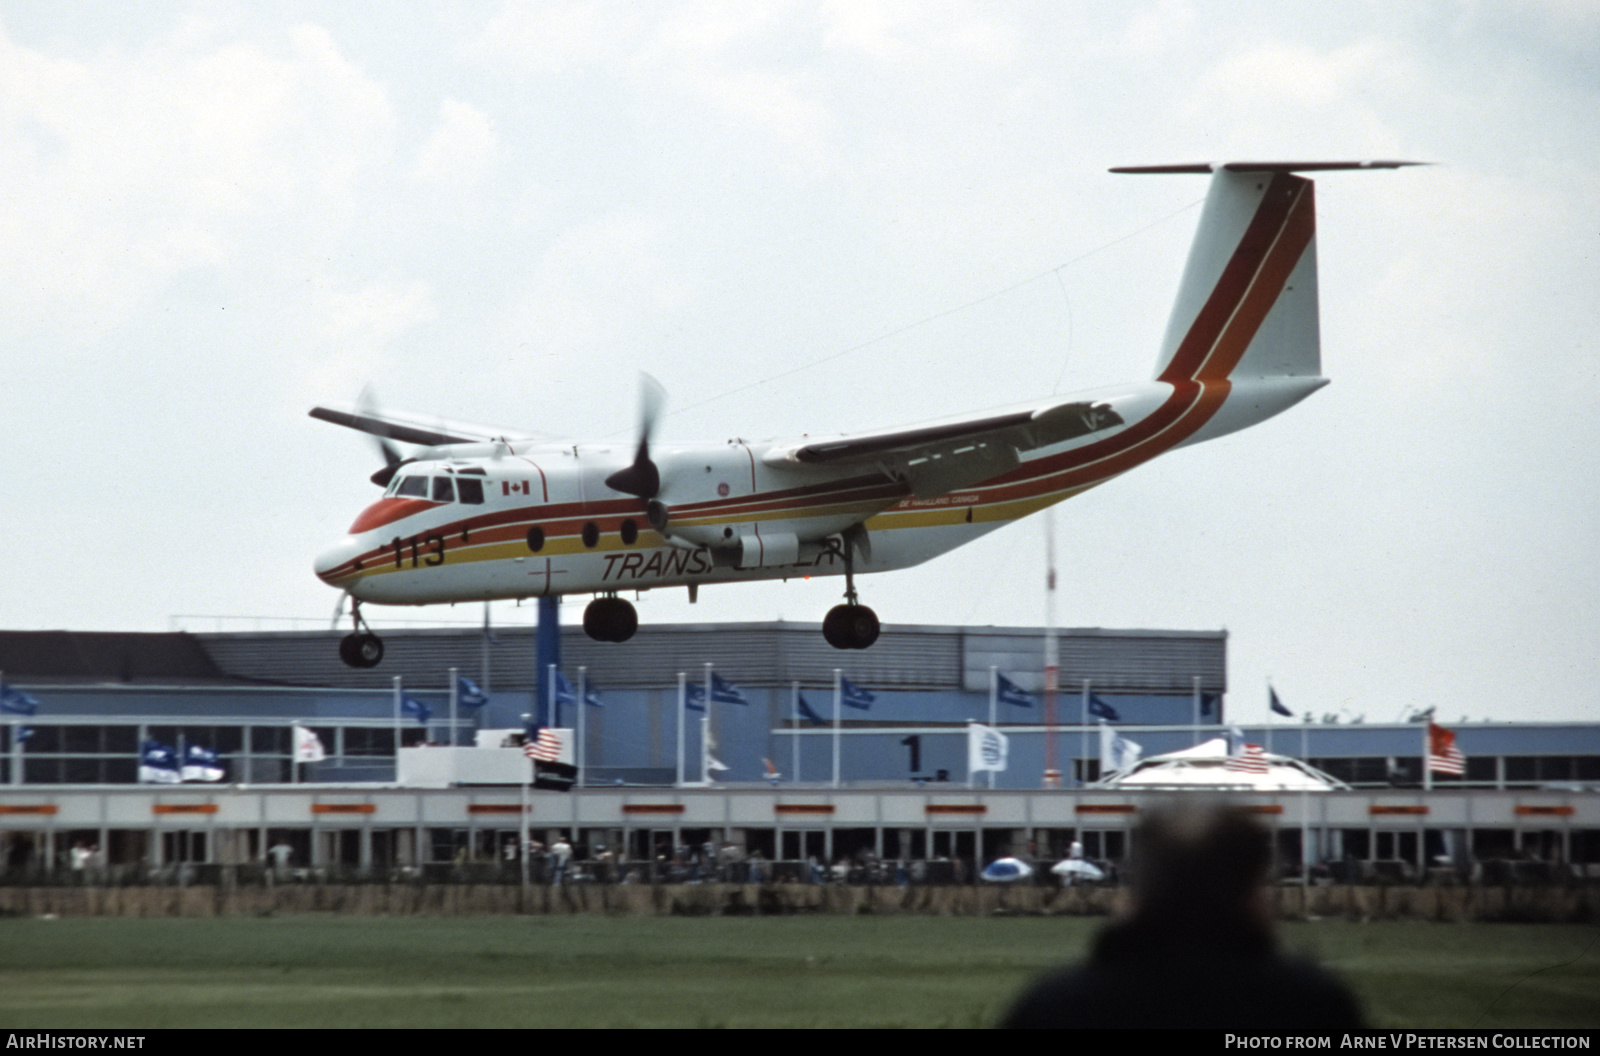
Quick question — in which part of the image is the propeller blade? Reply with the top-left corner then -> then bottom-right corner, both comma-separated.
357,387 -> 408,487
605,373 -> 667,499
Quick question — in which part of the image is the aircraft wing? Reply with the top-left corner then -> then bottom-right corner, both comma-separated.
762,398 -> 1124,498
309,402 -> 553,448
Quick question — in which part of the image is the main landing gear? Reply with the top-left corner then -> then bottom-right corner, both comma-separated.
822,541 -> 879,651
338,600 -> 385,669
584,595 -> 638,643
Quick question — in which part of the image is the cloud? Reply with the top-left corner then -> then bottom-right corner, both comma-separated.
414,98 -> 499,187
0,19 -> 396,343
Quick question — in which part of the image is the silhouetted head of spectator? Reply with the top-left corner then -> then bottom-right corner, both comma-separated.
1122,801 -> 1274,943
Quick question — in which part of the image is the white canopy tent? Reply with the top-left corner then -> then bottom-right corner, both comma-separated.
1095,738 -> 1349,792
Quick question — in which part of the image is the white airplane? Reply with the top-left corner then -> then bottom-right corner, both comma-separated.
313,161 -> 1415,668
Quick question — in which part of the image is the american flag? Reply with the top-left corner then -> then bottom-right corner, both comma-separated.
1225,744 -> 1270,774
1428,723 -> 1465,775
524,728 -> 562,763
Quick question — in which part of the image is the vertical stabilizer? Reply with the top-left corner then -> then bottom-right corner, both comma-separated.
1151,167 -> 1320,384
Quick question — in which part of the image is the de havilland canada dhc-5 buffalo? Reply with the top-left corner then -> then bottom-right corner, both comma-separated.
313,161 -> 1415,668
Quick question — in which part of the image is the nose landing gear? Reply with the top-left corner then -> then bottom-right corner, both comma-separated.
338,600 -> 385,668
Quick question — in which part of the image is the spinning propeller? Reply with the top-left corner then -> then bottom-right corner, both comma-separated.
604,373 -> 667,503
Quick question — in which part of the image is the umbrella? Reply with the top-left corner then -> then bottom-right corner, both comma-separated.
1051,858 -> 1106,882
980,857 -> 1034,883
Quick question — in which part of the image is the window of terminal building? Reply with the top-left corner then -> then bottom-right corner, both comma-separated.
342,727 -> 396,757
1504,757 -> 1537,785
1465,756 -> 1496,783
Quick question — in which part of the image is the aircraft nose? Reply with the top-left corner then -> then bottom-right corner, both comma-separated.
315,538 -> 365,584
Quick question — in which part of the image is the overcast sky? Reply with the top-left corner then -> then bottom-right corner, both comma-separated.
1,1 -> 1595,725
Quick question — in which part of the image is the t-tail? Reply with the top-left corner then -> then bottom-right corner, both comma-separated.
1114,160 -> 1422,444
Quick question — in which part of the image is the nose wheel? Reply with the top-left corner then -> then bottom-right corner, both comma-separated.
821,535 -> 880,650
338,601 -> 385,668
583,595 -> 638,643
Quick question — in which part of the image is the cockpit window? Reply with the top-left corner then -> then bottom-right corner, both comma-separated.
432,477 -> 455,503
396,476 -> 428,499
457,478 -> 485,505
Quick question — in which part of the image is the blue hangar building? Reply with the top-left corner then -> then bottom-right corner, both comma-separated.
1,622 -> 1595,793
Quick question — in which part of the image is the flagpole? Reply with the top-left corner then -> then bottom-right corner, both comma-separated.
1080,680 -> 1089,786
791,681 -> 800,785
1427,713 -> 1440,787
481,602 -> 492,695
832,668 -> 841,789
449,666 -> 459,748
577,665 -> 588,789
676,672 -> 686,787
1042,508 -> 1060,788
967,720 -> 976,789
392,675 -> 401,757
547,663 -> 558,731
987,667 -> 997,791
1192,675 -> 1202,745
703,662 -> 713,786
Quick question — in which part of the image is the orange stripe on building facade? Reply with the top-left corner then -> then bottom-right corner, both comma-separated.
621,804 -> 685,815
0,804 -> 58,815
1076,804 -> 1137,815
774,804 -> 835,815
1514,805 -> 1575,817
1369,805 -> 1429,816
467,804 -> 527,815
311,803 -> 375,815
152,804 -> 218,815
925,804 -> 986,815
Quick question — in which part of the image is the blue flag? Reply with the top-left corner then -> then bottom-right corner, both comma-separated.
400,692 -> 432,725
996,673 -> 1035,708
840,677 -> 874,710
182,744 -> 225,782
139,740 -> 181,784
15,725 -> 33,743
1087,694 -> 1120,722
1201,693 -> 1218,717
710,672 -> 749,706
456,676 -> 489,708
0,683 -> 39,717
553,671 -> 604,709
796,694 -> 825,726
1270,688 -> 1292,718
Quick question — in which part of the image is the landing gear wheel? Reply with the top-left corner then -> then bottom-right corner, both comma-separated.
583,597 -> 639,643
823,604 -> 880,650
340,632 -> 384,668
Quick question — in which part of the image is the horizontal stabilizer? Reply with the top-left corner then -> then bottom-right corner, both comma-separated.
1111,160 -> 1426,174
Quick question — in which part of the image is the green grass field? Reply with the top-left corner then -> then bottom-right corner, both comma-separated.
0,915 -> 1594,1028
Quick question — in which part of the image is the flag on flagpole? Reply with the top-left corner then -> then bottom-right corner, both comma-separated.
796,694 -> 826,726
456,676 -> 490,708
293,725 -> 327,763
1087,694 -> 1120,721
684,683 -> 706,711
840,677 -> 875,710
1269,687 -> 1292,718
996,674 -> 1035,708
400,692 -> 432,725
710,672 -> 749,705
139,740 -> 182,784
180,744 -> 225,782
1099,725 -> 1143,773
967,724 -> 1009,773
523,726 -> 570,764
1,682 -> 40,716
1225,744 -> 1270,774
1427,723 -> 1465,775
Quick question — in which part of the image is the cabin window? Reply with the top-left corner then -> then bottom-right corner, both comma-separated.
457,478 -> 485,505
432,477 -> 455,503
396,476 -> 428,499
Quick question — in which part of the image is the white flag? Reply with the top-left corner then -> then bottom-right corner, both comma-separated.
1099,723 -> 1142,774
967,723 -> 1009,773
293,725 -> 327,763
